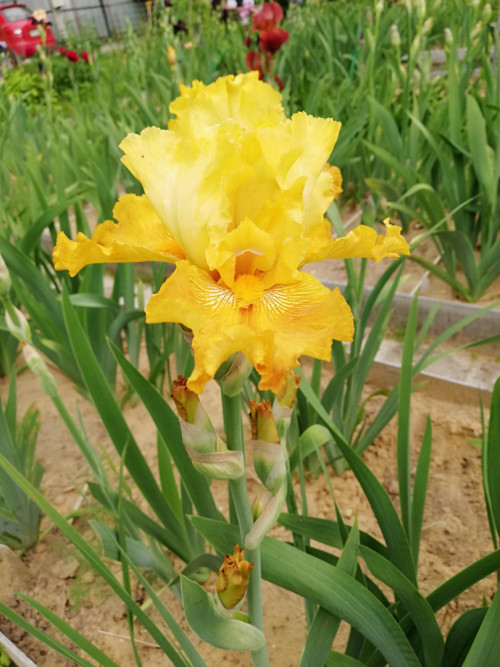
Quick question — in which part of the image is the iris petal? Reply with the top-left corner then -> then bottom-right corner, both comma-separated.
146,262 -> 353,393
302,219 -> 410,266
52,194 -> 184,277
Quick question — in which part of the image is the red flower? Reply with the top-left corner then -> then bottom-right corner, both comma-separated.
245,50 -> 264,79
25,44 -> 36,58
259,27 -> 288,54
252,1 -> 283,31
80,51 -> 93,63
64,50 -> 79,63
244,35 -> 252,47
57,46 -> 66,54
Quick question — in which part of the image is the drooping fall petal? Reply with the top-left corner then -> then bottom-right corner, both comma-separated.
53,194 -> 184,277
145,261 -> 353,393
302,219 -> 410,266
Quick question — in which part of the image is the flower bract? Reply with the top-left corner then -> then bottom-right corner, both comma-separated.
53,72 -> 409,394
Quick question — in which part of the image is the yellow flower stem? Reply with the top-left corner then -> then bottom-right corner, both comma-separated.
221,393 -> 269,667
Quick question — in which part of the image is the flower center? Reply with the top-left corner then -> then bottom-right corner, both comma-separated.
233,274 -> 265,309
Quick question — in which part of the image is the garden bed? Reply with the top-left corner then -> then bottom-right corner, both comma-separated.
0,354 -> 495,665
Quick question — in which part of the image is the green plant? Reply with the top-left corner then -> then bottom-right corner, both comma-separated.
0,374 -> 43,550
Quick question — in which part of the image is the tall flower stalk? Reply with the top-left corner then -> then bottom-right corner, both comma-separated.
53,72 -> 409,661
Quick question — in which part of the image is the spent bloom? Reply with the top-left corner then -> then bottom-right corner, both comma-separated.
53,73 -> 409,395
216,545 -> 253,610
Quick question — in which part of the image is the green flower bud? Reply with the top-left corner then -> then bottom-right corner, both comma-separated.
216,352 -> 253,397
0,255 -> 11,300
172,376 -> 244,480
5,305 -> 31,344
23,345 -> 58,398
244,483 -> 287,550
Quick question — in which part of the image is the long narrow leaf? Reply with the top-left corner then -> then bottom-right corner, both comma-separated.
191,517 -> 421,667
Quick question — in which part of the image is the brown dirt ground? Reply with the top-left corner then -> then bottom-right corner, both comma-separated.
0,354 -> 497,666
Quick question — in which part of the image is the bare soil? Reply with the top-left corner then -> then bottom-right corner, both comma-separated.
0,356 -> 496,666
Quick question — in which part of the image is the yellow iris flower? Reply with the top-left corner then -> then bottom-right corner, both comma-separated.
53,72 -> 409,394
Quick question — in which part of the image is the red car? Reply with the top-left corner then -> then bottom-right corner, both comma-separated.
0,3 -> 56,59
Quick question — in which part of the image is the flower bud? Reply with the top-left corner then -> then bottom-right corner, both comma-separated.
167,45 -> 177,67
251,486 -> 272,521
390,24 -> 401,47
277,370 -> 300,409
444,27 -> 453,45
252,439 -> 286,493
0,257 -> 11,300
471,20 -> 483,40
249,400 -> 280,444
422,17 -> 433,34
23,345 -> 58,398
216,352 -> 253,397
171,375 -> 212,429
5,305 -> 31,344
244,482 -> 286,550
172,376 -> 244,479
483,4 -> 492,22
216,545 -> 253,611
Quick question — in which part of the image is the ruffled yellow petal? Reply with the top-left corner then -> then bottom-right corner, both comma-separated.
301,219 -> 410,266
52,194 -> 184,277
324,164 -> 343,200
168,72 -> 285,133
146,262 -> 353,393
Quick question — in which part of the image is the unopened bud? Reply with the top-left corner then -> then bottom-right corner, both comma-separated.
251,487 -> 272,521
216,352 -> 253,397
5,305 -> 31,343
0,255 -> 11,299
375,0 -> 383,16
249,400 -> 280,444
167,45 -> 177,67
422,17 -> 433,34
216,545 -> 253,611
171,375 -> 212,429
172,375 -> 244,479
471,20 -> 483,40
444,27 -> 453,45
24,345 -> 58,397
390,24 -> 401,47
483,4 -> 492,22
245,483 -> 286,550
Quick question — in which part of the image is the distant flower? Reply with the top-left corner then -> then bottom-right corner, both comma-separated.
80,51 -> 94,63
173,19 -> 187,34
239,0 -> 255,26
64,50 -> 79,63
57,46 -> 66,54
245,50 -> 264,79
31,8 -> 50,25
167,45 -> 177,67
25,44 -> 37,58
252,1 -> 283,31
259,26 -> 288,54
